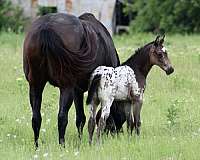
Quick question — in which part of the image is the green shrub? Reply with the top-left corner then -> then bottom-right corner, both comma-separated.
125,0 -> 200,33
0,0 -> 28,33
37,6 -> 57,16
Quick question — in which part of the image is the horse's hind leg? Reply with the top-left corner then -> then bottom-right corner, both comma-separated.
58,88 -> 74,147
74,88 -> 86,140
29,82 -> 46,148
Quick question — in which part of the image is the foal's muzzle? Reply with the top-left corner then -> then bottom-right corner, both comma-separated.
166,66 -> 174,75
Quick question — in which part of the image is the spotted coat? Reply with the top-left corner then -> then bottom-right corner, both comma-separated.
89,65 -> 144,118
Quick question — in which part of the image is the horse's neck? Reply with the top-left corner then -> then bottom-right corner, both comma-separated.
124,49 -> 153,79
135,61 -> 152,79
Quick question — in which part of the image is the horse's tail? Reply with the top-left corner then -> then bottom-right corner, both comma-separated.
86,74 -> 101,105
38,26 -> 96,87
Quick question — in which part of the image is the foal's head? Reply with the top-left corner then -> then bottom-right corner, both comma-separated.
149,35 -> 174,75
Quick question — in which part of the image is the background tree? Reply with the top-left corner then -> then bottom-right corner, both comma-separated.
0,0 -> 27,33
125,0 -> 200,33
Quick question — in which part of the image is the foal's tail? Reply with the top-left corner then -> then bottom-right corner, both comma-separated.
86,74 -> 101,105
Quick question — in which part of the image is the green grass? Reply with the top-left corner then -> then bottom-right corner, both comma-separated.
0,32 -> 200,160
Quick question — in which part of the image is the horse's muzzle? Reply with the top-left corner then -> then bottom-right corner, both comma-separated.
166,66 -> 174,75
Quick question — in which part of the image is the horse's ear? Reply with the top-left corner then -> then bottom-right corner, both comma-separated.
154,35 -> 160,46
160,35 -> 165,44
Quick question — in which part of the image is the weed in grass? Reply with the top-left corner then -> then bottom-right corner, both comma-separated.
166,99 -> 180,128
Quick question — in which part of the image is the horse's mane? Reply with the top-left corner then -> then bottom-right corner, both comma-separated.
122,41 -> 154,66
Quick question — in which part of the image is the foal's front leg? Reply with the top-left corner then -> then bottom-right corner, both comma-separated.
125,102 -> 134,135
127,99 -> 142,135
133,100 -> 143,135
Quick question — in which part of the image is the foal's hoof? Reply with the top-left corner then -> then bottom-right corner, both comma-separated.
59,139 -> 65,148
78,133 -> 83,141
135,129 -> 140,136
89,141 -> 92,146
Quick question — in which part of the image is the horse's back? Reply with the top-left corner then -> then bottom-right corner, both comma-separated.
79,13 -> 120,68
25,13 -> 84,53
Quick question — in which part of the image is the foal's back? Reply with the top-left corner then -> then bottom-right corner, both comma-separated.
92,65 -> 140,101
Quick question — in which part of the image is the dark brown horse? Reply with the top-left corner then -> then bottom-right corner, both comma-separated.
23,12 -> 120,148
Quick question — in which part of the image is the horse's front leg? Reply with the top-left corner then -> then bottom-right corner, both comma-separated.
29,82 -> 46,148
58,88 -> 74,147
74,88 -> 86,139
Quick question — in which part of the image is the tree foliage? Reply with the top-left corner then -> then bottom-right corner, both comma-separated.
37,6 -> 57,16
125,0 -> 200,33
0,0 -> 27,32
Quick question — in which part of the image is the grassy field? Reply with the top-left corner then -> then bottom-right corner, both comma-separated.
0,32 -> 200,160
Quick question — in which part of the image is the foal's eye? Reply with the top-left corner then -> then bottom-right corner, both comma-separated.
157,52 -> 163,58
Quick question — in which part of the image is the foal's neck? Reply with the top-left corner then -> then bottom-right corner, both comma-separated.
122,45 -> 153,78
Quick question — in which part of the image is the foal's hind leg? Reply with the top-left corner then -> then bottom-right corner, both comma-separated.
88,99 -> 99,145
58,88 -> 74,147
74,88 -> 86,140
97,98 -> 114,144
29,82 -> 46,148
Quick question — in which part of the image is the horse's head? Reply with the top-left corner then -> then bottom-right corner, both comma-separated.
149,35 -> 174,75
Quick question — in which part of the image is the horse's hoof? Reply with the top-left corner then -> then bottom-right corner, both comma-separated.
34,146 -> 39,151
34,141 -> 39,150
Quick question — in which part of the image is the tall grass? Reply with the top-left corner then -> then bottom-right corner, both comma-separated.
0,32 -> 200,159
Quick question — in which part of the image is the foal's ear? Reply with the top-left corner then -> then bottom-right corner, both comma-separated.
160,35 -> 165,44
154,35 -> 160,46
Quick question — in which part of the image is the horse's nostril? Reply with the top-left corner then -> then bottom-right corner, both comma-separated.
166,67 -> 174,75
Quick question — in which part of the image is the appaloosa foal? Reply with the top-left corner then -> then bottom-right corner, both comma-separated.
86,35 -> 174,144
